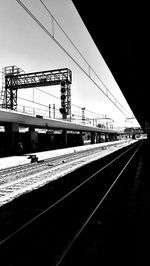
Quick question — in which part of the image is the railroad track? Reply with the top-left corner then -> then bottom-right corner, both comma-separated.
0,139 -> 143,265
0,140 -> 132,206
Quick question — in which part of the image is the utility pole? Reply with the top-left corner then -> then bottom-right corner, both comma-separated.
81,107 -> 85,125
53,104 -> 55,119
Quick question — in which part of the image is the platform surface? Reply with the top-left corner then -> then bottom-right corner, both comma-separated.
135,139 -> 150,265
0,139 -> 130,170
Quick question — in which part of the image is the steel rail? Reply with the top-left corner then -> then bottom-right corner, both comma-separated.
0,141 -> 142,246
56,140 -> 143,265
0,141 -> 129,180
0,144 -> 117,182
0,145 -> 102,176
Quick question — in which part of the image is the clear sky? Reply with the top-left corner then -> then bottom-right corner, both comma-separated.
0,0 -> 140,129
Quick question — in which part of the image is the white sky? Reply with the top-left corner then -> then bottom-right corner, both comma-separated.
0,0 -> 140,129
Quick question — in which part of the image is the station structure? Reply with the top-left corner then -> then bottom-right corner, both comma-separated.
0,65 -> 132,156
0,107 -> 120,156
1,65 -> 72,118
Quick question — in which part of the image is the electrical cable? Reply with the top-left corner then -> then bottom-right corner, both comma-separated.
18,96 -> 49,108
35,87 -> 104,118
15,0 -> 130,117
17,96 -> 88,121
40,0 -> 128,115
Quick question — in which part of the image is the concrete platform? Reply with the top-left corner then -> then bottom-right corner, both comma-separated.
135,139 -> 150,265
0,139 -> 132,170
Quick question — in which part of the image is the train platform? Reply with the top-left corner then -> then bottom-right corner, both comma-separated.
0,138 -> 149,265
0,139 -> 131,170
134,139 -> 150,265
0,139 -> 138,208
0,155 -> 29,170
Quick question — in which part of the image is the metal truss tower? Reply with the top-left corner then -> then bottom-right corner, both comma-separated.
3,66 -> 72,119
1,66 -> 24,109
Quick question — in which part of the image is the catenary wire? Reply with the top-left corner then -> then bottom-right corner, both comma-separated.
40,0 -> 128,115
15,0 -> 130,118
35,87 -> 104,118
18,96 -> 102,121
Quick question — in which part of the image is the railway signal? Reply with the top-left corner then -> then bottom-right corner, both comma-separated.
3,66 -> 72,120
60,80 -> 71,119
60,80 -> 67,118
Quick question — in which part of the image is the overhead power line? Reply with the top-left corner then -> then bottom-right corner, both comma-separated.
15,0 -> 129,117
35,88 -> 104,118
39,0 -> 128,115
18,96 -> 104,122
19,89 -> 104,118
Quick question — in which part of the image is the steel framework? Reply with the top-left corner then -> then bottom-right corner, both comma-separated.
1,66 -> 24,109
4,66 -> 72,118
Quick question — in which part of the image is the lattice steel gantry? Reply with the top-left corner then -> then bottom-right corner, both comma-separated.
3,66 -> 72,119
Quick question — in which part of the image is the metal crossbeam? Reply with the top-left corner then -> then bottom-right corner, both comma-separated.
6,68 -> 72,89
4,66 -> 72,115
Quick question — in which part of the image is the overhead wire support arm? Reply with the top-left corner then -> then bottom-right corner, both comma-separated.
11,68 -> 72,89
